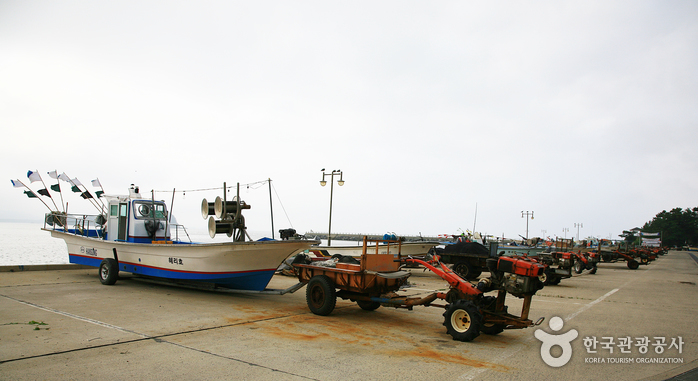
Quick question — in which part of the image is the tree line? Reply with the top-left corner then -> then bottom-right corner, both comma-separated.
628,207 -> 698,248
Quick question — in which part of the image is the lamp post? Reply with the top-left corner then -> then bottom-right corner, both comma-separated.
521,210 -> 534,239
562,227 -> 569,238
320,169 -> 344,246
574,223 -> 582,241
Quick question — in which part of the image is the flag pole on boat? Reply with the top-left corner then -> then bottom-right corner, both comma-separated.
60,173 -> 105,215
48,170 -> 66,212
10,178 -> 54,212
27,170 -> 60,212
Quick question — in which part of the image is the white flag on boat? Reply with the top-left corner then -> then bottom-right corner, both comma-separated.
47,170 -> 59,179
27,170 -> 41,183
91,179 -> 102,188
58,173 -> 71,182
11,179 -> 25,188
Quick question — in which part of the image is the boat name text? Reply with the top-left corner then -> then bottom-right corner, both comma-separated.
169,257 -> 183,265
80,247 -> 97,256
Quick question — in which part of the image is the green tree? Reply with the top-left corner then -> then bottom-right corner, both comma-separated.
641,207 -> 698,247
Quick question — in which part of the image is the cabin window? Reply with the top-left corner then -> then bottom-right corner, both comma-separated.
110,204 -> 118,216
134,201 -> 166,219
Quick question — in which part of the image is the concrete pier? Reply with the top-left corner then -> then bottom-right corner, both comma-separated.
1,252 -> 696,380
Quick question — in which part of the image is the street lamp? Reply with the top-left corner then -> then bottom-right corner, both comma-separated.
562,227 -> 569,238
574,222 -> 583,241
521,210 -> 534,240
320,169 -> 344,246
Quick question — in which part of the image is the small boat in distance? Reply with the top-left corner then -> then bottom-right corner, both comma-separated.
43,184 -> 318,291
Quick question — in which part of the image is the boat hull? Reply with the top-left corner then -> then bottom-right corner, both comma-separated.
309,242 -> 439,258
497,246 -> 546,257
47,229 -> 317,291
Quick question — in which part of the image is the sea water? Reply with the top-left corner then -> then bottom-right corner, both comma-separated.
0,222 -> 68,265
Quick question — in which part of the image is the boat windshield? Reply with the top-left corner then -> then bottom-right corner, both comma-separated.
134,201 -> 167,219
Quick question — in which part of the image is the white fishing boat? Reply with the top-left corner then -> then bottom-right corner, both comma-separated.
308,241 -> 439,258
39,183 -> 318,291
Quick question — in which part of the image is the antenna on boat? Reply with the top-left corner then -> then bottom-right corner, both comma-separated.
268,178 -> 274,240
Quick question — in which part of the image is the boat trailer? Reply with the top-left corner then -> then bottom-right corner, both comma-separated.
293,237 -> 546,342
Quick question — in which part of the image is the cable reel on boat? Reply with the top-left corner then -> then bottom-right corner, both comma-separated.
201,183 -> 251,242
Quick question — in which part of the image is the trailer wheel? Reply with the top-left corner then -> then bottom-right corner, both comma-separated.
356,300 -> 381,311
627,260 -> 639,270
306,275 -> 336,316
452,262 -> 477,280
99,258 -> 119,285
443,300 -> 482,342
481,322 -> 505,335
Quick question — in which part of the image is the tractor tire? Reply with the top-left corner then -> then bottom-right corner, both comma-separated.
443,300 -> 482,342
99,258 -> 119,285
574,260 -> 584,274
356,300 -> 381,311
306,275 -> 336,316
549,276 -> 562,285
589,264 -> 597,274
627,260 -> 639,270
452,262 -> 476,280
538,271 -> 549,285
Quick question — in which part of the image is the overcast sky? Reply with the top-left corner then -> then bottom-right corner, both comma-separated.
1,1 -> 696,241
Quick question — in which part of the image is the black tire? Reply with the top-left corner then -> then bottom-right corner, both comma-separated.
481,322 -> 505,335
356,300 -> 381,311
452,262 -> 475,280
443,300 -> 482,342
549,276 -> 562,285
306,275 -> 336,316
99,258 -> 119,285
627,260 -> 639,270
589,264 -> 597,274
574,260 -> 584,274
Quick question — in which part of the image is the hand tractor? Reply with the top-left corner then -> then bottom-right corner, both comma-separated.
292,237 -> 546,342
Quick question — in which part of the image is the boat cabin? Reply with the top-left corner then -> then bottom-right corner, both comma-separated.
105,185 -> 171,243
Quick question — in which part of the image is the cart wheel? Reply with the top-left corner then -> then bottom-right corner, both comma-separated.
481,322 -> 505,335
574,260 -> 584,274
356,300 -> 381,311
627,260 -> 639,270
443,300 -> 482,342
99,258 -> 119,285
306,275 -> 336,316
452,262 -> 476,280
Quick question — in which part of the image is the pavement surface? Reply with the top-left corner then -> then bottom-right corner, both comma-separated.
1,251 -> 697,380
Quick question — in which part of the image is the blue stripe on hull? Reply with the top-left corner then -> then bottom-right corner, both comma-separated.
69,254 -> 276,291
